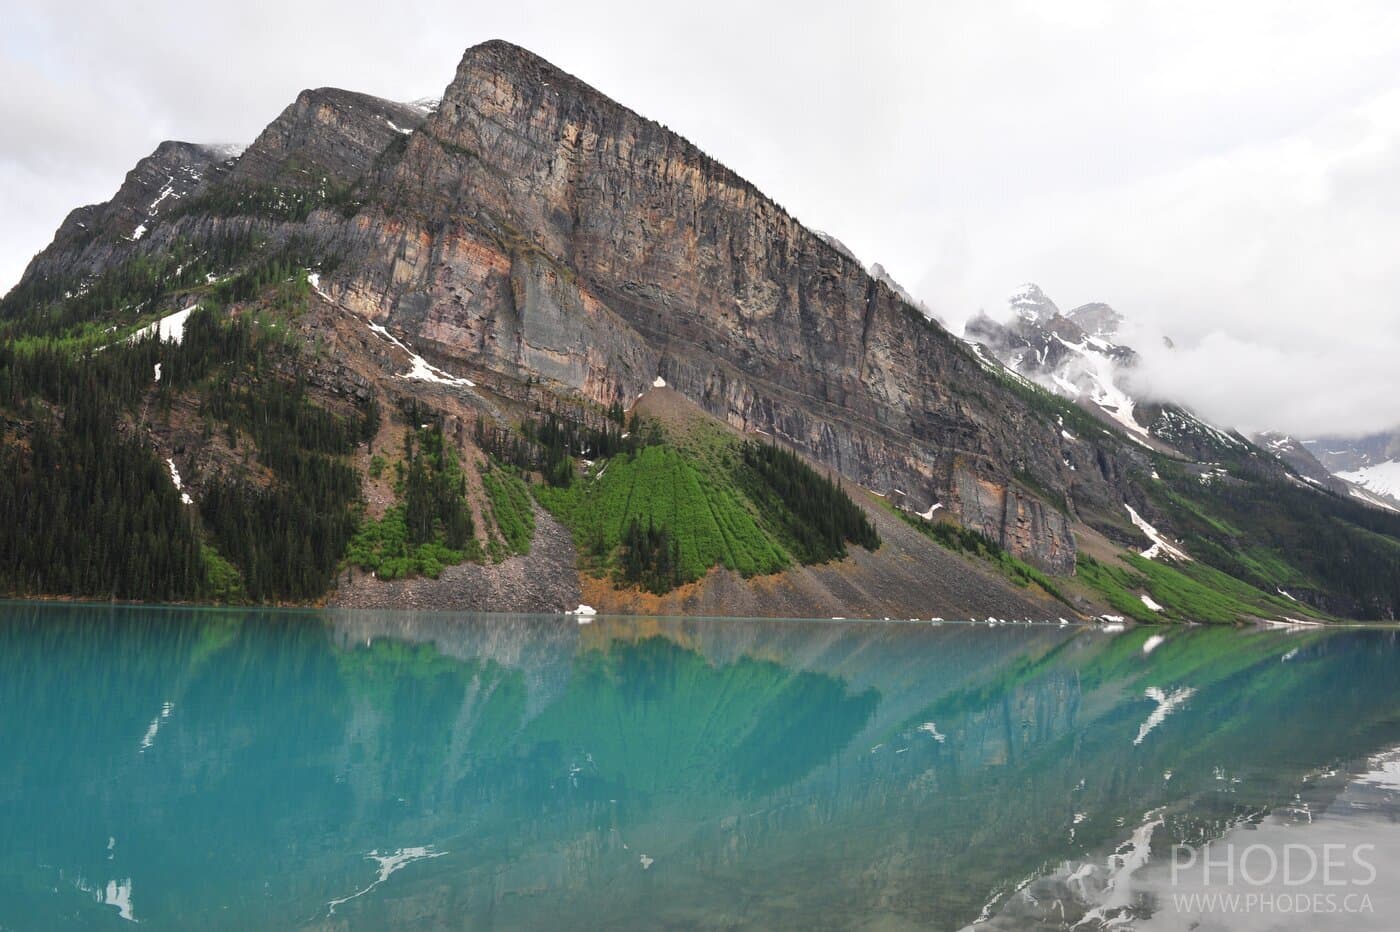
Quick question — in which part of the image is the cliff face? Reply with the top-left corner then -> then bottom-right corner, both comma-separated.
7,41 -> 1166,577
306,41 -> 1152,572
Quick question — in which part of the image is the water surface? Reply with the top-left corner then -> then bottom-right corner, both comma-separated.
2,604 -> 1398,929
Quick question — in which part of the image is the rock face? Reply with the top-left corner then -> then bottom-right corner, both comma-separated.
11,40 -> 1173,576
304,41 -> 1165,573
230,88 -> 430,187
1256,432 -> 1349,492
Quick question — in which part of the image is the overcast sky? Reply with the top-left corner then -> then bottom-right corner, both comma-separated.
3,0 -> 1397,436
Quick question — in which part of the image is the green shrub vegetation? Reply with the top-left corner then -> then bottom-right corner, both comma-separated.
481,466 -> 534,558
533,425 -> 882,593
345,426 -> 481,579
343,505 -> 471,580
1074,552 -> 1322,624
1151,461 -> 1400,617
475,410 -> 633,488
1074,555 -> 1162,623
536,444 -> 789,588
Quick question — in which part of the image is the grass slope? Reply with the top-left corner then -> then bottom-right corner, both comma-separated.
1075,552 -> 1324,624
535,444 -> 790,587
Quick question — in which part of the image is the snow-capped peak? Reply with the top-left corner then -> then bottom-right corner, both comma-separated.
965,286 -> 1154,444
1008,283 -> 1059,322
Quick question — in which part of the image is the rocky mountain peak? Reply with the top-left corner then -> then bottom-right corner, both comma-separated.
1008,282 -> 1059,322
230,86 -> 428,187
1065,301 -> 1122,338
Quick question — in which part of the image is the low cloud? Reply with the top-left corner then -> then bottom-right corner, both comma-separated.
1125,330 -> 1400,438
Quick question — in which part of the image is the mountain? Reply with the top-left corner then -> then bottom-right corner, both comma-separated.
4,41 -> 1399,619
1299,431 -> 1400,507
964,287 -> 1153,446
962,284 -> 1400,616
966,284 -> 1400,510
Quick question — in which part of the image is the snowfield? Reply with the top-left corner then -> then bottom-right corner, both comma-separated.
1337,460 -> 1400,504
129,305 -> 198,344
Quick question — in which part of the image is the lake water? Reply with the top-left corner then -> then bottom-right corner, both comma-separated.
2,603 -> 1398,930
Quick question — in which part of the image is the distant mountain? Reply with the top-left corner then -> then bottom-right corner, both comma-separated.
3,42 -> 1398,619
964,284 -> 1400,516
1301,432 -> 1400,506
963,285 -> 1235,453
1257,431 -> 1400,512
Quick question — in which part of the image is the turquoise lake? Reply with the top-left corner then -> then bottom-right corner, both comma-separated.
2,603 -> 1399,930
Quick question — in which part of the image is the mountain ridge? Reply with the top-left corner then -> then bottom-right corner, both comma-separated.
4,40 -> 1398,619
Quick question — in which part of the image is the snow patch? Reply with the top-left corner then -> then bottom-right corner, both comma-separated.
1033,331 -> 1156,447
166,459 -> 193,505
103,878 -> 135,922
1346,485 -> 1400,513
130,224 -> 147,241
365,320 -> 475,387
652,376 -> 667,388
916,501 -> 943,520
129,304 -> 197,345
1140,593 -> 1164,612
146,175 -> 179,215
1072,811 -> 1164,928
1124,504 -> 1190,561
1337,460 -> 1400,503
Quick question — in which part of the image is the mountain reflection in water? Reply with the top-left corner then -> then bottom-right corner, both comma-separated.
1,604 -> 1398,930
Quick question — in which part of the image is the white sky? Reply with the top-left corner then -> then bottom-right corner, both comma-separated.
3,0 -> 1397,436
